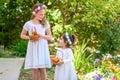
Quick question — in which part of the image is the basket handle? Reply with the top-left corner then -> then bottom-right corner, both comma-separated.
57,50 -> 63,60
32,27 -> 36,32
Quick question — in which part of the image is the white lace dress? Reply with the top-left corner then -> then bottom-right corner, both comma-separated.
23,20 -> 51,69
54,48 -> 77,80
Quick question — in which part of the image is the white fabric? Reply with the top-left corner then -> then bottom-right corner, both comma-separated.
54,48 -> 77,80
23,20 -> 51,69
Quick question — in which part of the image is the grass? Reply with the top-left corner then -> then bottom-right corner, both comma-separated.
0,51 -> 20,58
0,53 -> 9,58
0,51 -> 55,80
19,55 -> 56,80
19,65 -> 81,80
19,65 -> 55,80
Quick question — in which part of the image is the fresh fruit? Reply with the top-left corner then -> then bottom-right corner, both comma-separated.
32,32 -> 37,35
29,31 -> 40,41
29,27 -> 40,41
52,57 -> 59,63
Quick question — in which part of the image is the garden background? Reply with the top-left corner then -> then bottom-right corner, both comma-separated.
0,0 -> 120,80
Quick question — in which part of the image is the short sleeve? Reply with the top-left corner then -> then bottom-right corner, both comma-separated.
23,22 -> 29,31
45,20 -> 50,30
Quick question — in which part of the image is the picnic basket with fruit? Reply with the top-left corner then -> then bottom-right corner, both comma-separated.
29,27 -> 40,41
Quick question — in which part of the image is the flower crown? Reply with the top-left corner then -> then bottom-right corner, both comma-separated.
32,5 -> 46,15
65,33 -> 72,45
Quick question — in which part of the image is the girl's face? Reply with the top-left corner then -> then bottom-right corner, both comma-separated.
34,9 -> 45,21
58,36 -> 67,48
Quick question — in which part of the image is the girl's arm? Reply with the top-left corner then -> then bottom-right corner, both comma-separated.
56,50 -> 73,65
20,28 -> 30,40
56,54 -> 72,65
62,53 -> 73,64
41,28 -> 52,40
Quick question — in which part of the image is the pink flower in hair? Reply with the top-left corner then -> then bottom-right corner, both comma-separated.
32,11 -> 36,15
32,5 -> 46,15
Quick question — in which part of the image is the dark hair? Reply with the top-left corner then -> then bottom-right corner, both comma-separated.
31,4 -> 47,26
62,33 -> 76,47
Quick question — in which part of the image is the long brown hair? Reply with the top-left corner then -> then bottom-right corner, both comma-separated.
31,4 -> 47,27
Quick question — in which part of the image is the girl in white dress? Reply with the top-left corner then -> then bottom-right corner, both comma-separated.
53,33 -> 77,80
20,4 -> 52,80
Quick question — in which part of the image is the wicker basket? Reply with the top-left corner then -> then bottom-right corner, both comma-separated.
29,27 -> 40,41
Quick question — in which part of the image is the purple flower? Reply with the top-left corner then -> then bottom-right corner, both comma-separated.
95,58 -> 101,63
96,74 -> 101,80
107,54 -> 113,59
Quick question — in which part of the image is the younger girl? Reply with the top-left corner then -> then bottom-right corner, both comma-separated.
53,33 -> 77,80
20,4 -> 52,80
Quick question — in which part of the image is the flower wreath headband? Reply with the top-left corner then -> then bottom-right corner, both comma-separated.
65,33 -> 72,45
32,4 -> 47,15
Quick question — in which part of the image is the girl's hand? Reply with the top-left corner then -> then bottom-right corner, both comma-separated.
30,35 -> 42,42
56,60 -> 64,65
40,35 -> 46,39
30,37 -> 41,42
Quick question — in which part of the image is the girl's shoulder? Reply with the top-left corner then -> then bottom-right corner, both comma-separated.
57,47 -> 72,52
25,20 -> 32,24
66,48 -> 73,53
56,48 -> 62,51
23,20 -> 32,29
24,20 -> 32,25
56,48 -> 64,53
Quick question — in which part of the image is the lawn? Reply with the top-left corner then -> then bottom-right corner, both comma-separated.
19,65 -> 55,80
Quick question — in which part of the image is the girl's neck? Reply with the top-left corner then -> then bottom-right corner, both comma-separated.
61,46 -> 68,49
31,19 -> 40,24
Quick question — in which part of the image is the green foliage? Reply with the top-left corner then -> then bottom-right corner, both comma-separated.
46,9 -> 62,26
0,0 -> 35,46
48,43 -> 57,55
0,0 -> 120,60
98,21 -> 120,55
51,0 -> 120,53
52,24 -> 76,41
74,39 -> 94,74
9,39 -> 27,57
0,52 -> 8,58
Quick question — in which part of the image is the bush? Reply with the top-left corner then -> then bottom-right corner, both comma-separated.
98,21 -> 120,55
9,39 -> 28,57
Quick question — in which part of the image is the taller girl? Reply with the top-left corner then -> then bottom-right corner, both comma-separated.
20,4 -> 52,80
